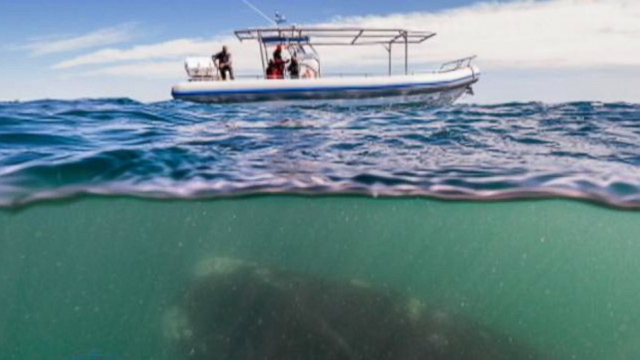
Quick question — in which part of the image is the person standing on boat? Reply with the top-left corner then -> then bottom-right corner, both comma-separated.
213,46 -> 234,81
272,45 -> 288,79
266,60 -> 279,79
288,52 -> 300,79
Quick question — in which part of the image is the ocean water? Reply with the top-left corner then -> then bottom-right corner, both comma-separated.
1,99 -> 640,359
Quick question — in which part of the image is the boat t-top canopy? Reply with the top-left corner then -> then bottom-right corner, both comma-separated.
235,27 -> 435,46
234,26 -> 437,76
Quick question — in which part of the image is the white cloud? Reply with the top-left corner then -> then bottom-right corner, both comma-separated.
325,0 -> 640,69
55,38 -> 263,76
53,38 -> 224,69
53,0 -> 640,78
78,61 -> 185,79
20,23 -> 137,56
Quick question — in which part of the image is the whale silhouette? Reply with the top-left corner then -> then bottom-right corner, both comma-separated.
165,258 -> 548,360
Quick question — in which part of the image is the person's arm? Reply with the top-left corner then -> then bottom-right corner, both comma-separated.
212,52 -> 221,67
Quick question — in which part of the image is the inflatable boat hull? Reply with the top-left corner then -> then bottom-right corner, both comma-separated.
172,66 -> 480,105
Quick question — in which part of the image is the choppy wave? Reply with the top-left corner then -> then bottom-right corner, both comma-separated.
1,98 -> 640,208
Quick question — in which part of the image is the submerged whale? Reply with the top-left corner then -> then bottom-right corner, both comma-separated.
165,258 -> 547,360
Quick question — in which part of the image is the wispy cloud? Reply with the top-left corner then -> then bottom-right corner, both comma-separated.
77,61 -> 185,79
54,0 -> 640,78
322,0 -> 640,68
53,38 -> 227,69
20,23 -> 137,56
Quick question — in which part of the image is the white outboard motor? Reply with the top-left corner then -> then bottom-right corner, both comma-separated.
299,55 -> 320,79
184,57 -> 217,81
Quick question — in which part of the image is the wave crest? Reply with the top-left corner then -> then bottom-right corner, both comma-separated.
1,99 -> 640,208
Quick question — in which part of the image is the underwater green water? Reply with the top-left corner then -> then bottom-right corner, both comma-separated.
1,196 -> 639,359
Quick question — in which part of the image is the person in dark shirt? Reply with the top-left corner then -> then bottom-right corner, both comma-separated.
273,45 -> 284,62
212,45 -> 234,80
288,52 -> 300,79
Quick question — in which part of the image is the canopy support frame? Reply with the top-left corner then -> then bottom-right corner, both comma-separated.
235,26 -> 437,78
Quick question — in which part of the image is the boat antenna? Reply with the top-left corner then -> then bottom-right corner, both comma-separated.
240,0 -> 277,26
275,11 -> 287,25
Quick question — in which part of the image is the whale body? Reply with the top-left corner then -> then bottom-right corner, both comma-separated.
165,258 -> 547,360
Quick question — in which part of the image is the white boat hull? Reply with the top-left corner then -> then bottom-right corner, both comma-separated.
172,66 -> 480,105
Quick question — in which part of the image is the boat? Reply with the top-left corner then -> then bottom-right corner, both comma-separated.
171,26 -> 480,105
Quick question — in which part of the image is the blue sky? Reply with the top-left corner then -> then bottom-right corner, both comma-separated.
0,0 -> 467,61
0,0 -> 471,36
1,0 -> 639,103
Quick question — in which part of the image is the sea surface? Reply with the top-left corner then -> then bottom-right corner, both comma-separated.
1,99 -> 640,359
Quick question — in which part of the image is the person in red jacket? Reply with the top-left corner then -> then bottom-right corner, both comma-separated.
266,60 -> 278,79
272,45 -> 288,79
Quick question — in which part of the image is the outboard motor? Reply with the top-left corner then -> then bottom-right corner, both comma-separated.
299,54 -> 320,79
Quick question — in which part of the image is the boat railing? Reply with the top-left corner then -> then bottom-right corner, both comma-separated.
439,56 -> 477,73
237,75 -> 266,80
188,74 -> 263,81
189,71 -> 450,81
188,62 -> 479,82
189,72 -> 381,81
323,72 -> 382,78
